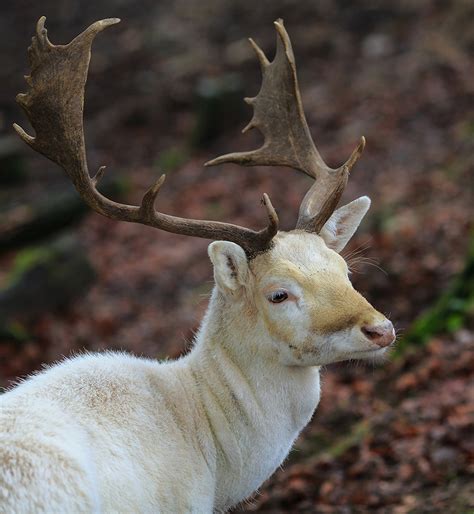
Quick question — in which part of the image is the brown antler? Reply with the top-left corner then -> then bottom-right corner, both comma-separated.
206,19 -> 365,233
14,17 -> 278,258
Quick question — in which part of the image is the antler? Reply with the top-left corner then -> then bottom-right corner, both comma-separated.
206,19 -> 365,233
14,17 -> 278,258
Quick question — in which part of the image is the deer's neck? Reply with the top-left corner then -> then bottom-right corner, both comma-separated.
186,289 -> 320,508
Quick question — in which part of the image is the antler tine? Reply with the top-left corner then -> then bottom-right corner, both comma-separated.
296,135 -> 366,232
14,17 -> 279,258
206,19 -> 365,234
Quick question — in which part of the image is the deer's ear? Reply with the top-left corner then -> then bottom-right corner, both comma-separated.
208,241 -> 249,292
320,196 -> 371,253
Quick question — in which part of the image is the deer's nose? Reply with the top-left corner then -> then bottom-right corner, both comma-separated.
361,320 -> 395,348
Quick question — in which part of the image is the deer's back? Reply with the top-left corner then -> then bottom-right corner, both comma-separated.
0,352 -> 214,513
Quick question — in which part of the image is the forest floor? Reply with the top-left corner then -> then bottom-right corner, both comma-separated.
1,1 -> 473,511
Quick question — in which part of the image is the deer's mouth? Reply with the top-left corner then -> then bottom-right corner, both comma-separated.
351,346 -> 391,360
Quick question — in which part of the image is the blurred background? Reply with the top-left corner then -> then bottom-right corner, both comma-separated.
1,0 -> 473,511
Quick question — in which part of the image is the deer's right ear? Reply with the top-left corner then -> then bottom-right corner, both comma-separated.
208,241 -> 249,292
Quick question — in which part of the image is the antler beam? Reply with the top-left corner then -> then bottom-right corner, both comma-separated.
206,19 -> 365,233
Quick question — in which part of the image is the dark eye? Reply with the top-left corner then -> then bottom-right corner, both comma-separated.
268,290 -> 288,304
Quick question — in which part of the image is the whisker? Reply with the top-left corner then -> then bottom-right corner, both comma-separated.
342,239 -> 390,277
349,258 -> 388,276
341,240 -> 373,263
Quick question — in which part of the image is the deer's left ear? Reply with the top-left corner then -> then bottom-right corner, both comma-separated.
320,196 -> 371,253
208,241 -> 249,293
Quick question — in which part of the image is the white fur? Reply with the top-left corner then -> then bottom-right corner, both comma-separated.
0,199 -> 392,513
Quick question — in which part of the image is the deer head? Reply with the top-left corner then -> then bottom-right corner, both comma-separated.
14,18 -> 395,367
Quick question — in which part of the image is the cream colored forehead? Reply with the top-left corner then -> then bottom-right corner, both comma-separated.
251,231 -> 346,278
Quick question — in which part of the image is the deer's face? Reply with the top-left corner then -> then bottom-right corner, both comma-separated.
208,197 -> 395,366
251,232 -> 393,365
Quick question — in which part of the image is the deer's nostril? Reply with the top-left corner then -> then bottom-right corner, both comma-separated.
361,320 -> 395,348
361,325 -> 381,340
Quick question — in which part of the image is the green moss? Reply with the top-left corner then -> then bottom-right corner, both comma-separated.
0,321 -> 30,342
155,147 -> 188,174
6,246 -> 53,288
396,231 -> 474,354
0,236 -> 96,322
327,420 -> 371,458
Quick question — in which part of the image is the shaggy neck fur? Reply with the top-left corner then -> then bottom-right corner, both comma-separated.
186,287 -> 321,509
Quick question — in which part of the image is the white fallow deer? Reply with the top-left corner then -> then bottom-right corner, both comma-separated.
1,17 -> 395,514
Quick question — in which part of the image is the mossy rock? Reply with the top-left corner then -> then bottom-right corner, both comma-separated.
0,177 -> 127,253
0,235 -> 96,322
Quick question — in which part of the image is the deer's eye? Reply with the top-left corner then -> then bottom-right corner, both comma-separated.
268,290 -> 289,304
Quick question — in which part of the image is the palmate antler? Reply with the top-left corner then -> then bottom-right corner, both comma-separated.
14,17 -> 365,258
14,17 -> 278,258
206,19 -> 365,233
